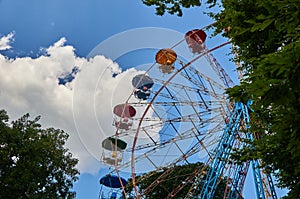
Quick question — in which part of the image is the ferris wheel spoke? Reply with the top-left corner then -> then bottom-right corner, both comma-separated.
138,143 -> 203,190
130,115 -> 225,153
142,166 -> 177,195
141,141 -> 214,197
204,48 -> 235,88
131,94 -> 227,122
130,107 -> 222,123
181,66 -> 226,92
129,100 -> 219,108
143,153 -> 160,170
115,125 -> 224,190
151,77 -> 224,102
180,67 -> 208,92
182,65 -> 229,102
116,108 -> 222,138
152,77 -> 209,94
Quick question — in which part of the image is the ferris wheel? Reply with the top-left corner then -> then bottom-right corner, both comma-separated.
98,28 -> 278,199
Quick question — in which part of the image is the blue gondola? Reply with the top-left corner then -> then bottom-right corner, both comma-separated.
132,74 -> 154,100
132,74 -> 154,90
100,174 -> 128,188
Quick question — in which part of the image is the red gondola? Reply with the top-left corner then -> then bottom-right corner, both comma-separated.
185,29 -> 207,53
113,104 -> 136,118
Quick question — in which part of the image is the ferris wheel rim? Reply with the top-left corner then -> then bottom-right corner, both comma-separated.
97,25 -> 236,199
117,41 -> 230,198
100,27 -> 232,198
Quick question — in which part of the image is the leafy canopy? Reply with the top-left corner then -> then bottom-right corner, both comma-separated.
0,110 -> 79,199
141,0 -> 216,16
141,0 -> 300,198
124,163 -> 226,198
211,1 -> 300,198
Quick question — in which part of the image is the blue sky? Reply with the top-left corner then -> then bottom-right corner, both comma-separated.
0,0 -> 287,199
0,0 -> 216,57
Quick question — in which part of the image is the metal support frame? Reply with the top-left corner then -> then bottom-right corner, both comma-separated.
193,101 -> 277,199
198,102 -> 246,198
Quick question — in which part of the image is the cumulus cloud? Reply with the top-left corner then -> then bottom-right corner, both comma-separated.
0,36 -> 146,174
0,29 -> 229,175
0,32 -> 14,51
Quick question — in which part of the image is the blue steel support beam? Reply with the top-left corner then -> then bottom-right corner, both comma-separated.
252,159 -> 266,199
194,101 -> 278,199
198,102 -> 246,198
249,132 -> 278,199
228,159 -> 250,199
266,172 -> 278,199
226,102 -> 251,199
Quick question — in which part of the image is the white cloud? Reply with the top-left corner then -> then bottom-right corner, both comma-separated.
0,29 -> 228,175
0,37 -> 146,174
0,32 -> 15,51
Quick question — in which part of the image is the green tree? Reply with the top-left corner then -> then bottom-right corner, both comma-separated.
142,0 -> 300,198
141,0 -> 216,16
0,110 -> 79,198
211,1 -> 300,198
124,163 -> 226,198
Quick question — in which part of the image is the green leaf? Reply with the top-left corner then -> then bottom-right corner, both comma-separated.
244,19 -> 256,24
250,18 -> 274,32
256,14 -> 270,20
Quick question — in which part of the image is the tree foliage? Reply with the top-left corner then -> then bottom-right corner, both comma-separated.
211,1 -> 300,198
124,163 -> 226,198
142,0 -> 300,198
0,110 -> 79,198
141,0 -> 216,16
